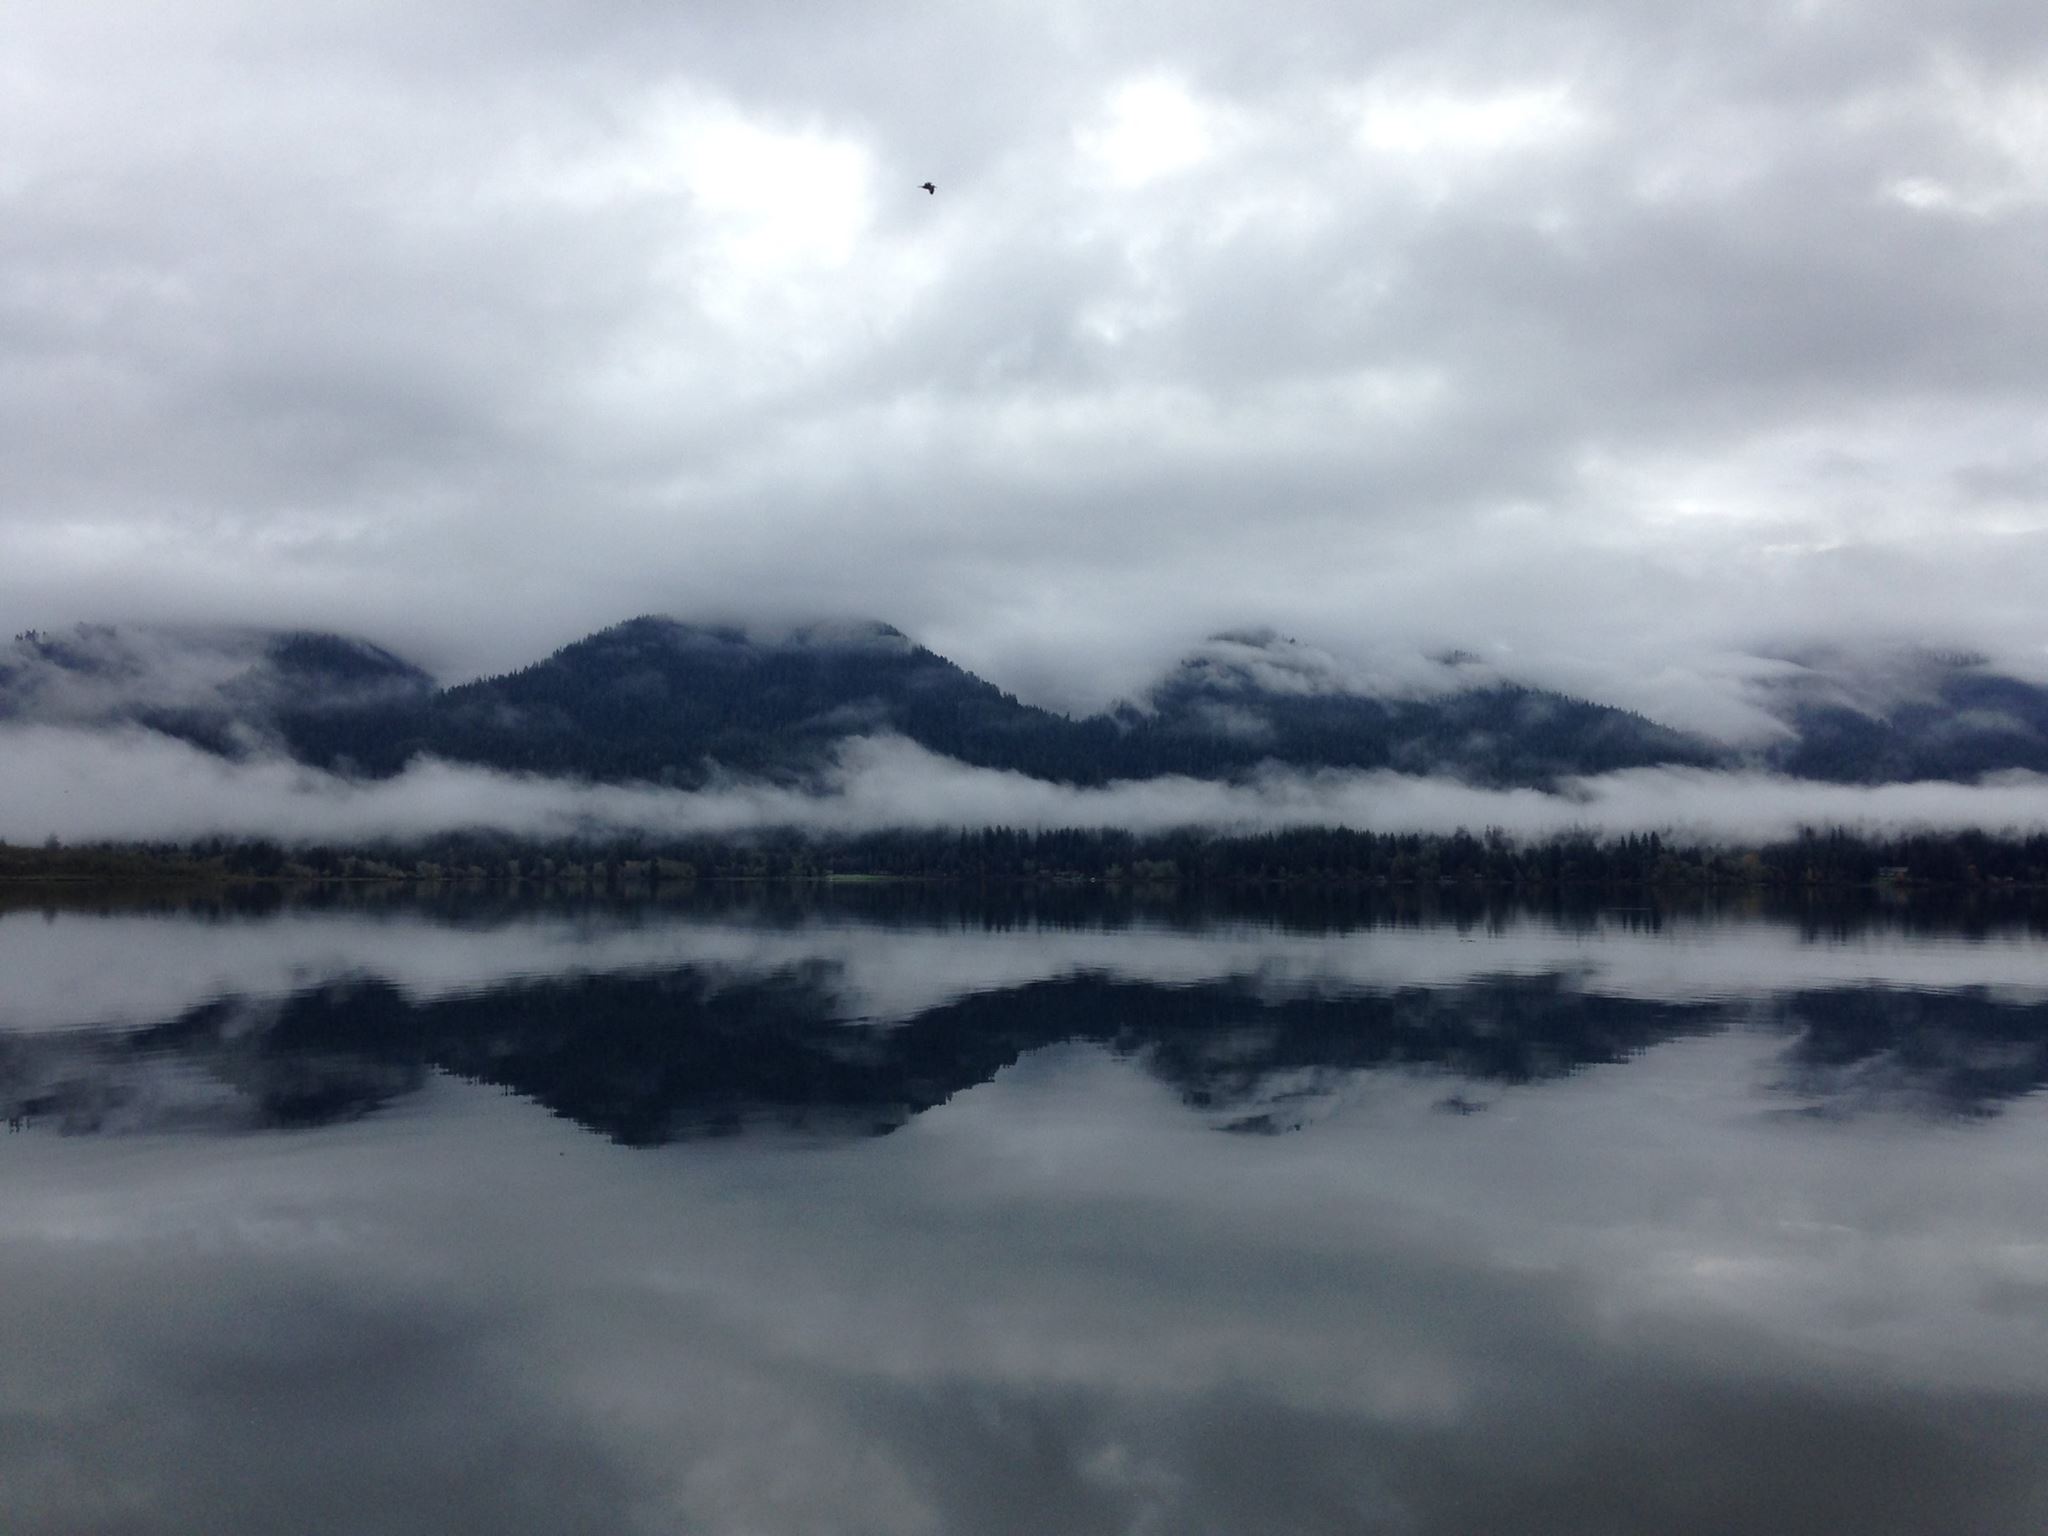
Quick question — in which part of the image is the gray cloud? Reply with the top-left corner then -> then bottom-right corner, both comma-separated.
3,1 -> 2047,721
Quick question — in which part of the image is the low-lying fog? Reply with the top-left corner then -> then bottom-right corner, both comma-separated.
5,725 -> 2048,849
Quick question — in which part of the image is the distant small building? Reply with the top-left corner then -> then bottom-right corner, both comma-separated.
1876,866 -> 1910,883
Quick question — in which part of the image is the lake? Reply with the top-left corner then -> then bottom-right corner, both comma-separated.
4,885 -> 2048,1534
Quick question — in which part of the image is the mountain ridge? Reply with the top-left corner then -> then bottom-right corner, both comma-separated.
9,617 -> 2048,789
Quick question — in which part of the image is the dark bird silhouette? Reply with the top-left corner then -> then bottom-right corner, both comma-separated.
920,181 -> 936,194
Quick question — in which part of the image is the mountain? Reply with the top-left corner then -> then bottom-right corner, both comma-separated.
1119,630 -> 1722,784
358,616 -> 1126,786
0,624 -> 434,761
373,617 -> 1715,788
12,618 -> 2048,789
1746,647 -> 2048,783
1120,633 -> 2048,786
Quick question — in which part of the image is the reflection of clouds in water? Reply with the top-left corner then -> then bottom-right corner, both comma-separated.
0,1108 -> 660,1536
4,902 -> 2047,1036
5,1049 -> 2048,1534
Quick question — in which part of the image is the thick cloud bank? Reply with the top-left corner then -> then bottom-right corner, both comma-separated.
5,1 -> 2048,724
6,726 -> 2047,847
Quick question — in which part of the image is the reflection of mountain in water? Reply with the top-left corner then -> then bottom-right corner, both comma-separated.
9,954 -> 2046,1146
1767,987 -> 2048,1119
0,993 -> 434,1138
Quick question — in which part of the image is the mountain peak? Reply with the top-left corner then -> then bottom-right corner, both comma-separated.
598,615 -> 915,656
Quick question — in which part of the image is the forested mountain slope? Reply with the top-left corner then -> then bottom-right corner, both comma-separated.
13,619 -> 2048,790
0,625 -> 433,761
1751,648 -> 2048,783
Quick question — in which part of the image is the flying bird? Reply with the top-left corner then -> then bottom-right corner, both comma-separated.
920,181 -> 936,194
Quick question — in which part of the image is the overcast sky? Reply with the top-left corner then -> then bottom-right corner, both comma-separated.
5,0 -> 2047,714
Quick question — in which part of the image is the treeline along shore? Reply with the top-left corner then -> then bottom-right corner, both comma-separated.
6,825 -> 2048,890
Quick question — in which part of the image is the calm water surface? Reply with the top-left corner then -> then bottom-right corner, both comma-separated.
4,888 -> 2048,1534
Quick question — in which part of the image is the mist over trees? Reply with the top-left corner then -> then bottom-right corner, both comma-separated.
19,616 -> 2048,796
259,616 -> 1721,790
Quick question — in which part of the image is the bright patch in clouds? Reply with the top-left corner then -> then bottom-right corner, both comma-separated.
1886,59 -> 2048,217
541,96 -> 872,255
527,94 -> 874,339
665,109 -> 872,270
1079,77 -> 1221,184
1349,79 -> 1594,164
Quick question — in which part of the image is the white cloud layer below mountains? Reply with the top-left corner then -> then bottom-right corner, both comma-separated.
6,726 -> 2047,848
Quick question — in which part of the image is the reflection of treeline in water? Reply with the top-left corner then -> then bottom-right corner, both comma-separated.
11,877 -> 2048,945
7,824 -> 2048,889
